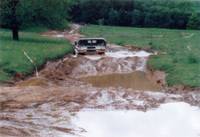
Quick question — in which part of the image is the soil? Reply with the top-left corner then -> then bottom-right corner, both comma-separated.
80,71 -> 161,91
0,24 -> 200,137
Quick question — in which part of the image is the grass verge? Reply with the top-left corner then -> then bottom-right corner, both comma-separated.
80,25 -> 200,87
0,28 -> 72,83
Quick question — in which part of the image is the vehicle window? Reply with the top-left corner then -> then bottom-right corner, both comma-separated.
78,39 -> 106,46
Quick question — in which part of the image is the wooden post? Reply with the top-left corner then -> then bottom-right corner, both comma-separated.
12,25 -> 19,40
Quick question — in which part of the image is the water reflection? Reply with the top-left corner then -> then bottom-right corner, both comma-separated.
74,102 -> 200,137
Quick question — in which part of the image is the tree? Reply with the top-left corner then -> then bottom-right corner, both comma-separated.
107,9 -> 120,26
0,0 -> 71,41
0,0 -> 20,40
68,0 -> 197,30
118,10 -> 132,26
131,9 -> 143,27
187,13 -> 200,30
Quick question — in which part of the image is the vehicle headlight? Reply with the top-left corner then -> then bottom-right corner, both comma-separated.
78,47 -> 87,50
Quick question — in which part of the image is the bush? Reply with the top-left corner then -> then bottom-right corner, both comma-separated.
107,9 -> 120,26
187,13 -> 200,30
188,54 -> 199,64
131,9 -> 144,27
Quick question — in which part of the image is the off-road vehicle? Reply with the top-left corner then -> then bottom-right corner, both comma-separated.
74,38 -> 107,54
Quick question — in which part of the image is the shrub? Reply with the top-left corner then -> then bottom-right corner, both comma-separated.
187,13 -> 200,30
188,54 -> 199,64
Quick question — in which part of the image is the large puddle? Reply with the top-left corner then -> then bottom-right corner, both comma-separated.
78,49 -> 162,91
73,102 -> 200,137
80,71 -> 161,91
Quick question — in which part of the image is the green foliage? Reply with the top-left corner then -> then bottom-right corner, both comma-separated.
0,0 -> 71,30
107,9 -> 120,26
69,0 -> 197,29
187,13 -> 200,29
187,53 -> 199,64
0,0 -> 20,28
131,10 -> 143,27
0,28 -> 72,82
81,25 -> 200,87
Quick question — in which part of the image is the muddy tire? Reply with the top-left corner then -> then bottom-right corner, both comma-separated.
73,49 -> 78,55
73,50 -> 76,55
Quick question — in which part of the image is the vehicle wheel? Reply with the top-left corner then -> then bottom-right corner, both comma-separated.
73,49 -> 78,55
73,50 -> 76,55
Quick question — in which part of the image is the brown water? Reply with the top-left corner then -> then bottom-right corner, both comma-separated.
80,71 -> 161,91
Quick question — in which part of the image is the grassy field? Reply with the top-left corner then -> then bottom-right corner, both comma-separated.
0,29 -> 72,83
81,25 -> 200,87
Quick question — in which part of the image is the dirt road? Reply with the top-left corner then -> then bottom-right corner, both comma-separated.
0,24 -> 200,137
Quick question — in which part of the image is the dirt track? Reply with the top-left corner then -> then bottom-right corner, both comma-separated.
0,24 -> 200,137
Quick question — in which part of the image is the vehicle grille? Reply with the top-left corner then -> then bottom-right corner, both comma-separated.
87,47 -> 95,49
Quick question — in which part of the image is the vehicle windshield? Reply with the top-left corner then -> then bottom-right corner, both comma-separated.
78,39 -> 106,46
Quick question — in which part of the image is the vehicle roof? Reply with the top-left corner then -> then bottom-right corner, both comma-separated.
77,38 -> 106,41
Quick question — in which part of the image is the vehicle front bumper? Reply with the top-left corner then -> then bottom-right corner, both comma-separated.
76,48 -> 106,54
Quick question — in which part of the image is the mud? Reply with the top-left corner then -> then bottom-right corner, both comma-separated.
80,71 -> 161,91
1,24 -> 200,137
41,24 -> 84,43
1,85 -> 200,137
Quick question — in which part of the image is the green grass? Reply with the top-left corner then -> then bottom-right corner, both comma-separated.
81,25 -> 200,87
0,28 -> 72,83
21,26 -> 50,33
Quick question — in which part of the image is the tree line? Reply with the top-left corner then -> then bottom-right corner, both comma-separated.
69,0 -> 200,30
0,0 -> 200,40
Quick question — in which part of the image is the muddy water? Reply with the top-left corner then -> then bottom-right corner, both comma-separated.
80,71 -> 161,91
70,49 -> 157,91
74,102 -> 200,137
1,86 -> 200,137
